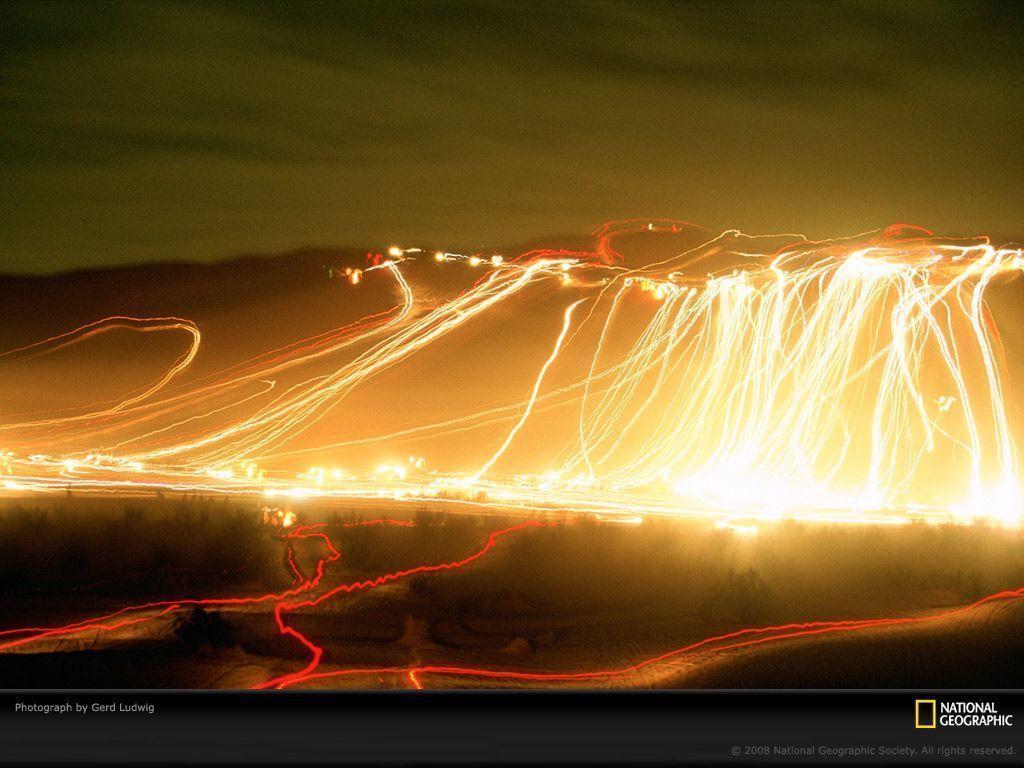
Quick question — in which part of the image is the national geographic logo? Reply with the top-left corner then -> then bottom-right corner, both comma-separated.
915,700 -> 936,729
916,699 -> 1014,729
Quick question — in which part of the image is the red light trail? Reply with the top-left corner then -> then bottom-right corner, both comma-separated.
0,220 -> 1022,688
0,221 -> 1021,528
1,513 -> 1022,689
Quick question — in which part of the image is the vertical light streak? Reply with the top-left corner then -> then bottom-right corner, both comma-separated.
473,299 -> 585,481
0,225 -> 1019,526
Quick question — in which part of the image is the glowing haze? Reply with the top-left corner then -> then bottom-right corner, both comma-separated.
0,221 -> 1021,530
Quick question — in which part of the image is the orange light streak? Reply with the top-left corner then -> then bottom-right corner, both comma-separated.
0,222 -> 1020,529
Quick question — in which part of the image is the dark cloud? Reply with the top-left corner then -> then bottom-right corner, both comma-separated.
0,0 -> 1021,272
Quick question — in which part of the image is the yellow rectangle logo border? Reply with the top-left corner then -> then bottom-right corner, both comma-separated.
915,699 -> 937,729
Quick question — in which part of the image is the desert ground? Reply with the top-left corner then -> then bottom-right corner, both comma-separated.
1,494 -> 1022,689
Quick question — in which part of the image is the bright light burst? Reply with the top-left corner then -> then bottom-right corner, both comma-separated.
1,221 -> 1022,529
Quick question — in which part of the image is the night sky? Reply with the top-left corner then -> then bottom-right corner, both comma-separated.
2,0 -> 1021,273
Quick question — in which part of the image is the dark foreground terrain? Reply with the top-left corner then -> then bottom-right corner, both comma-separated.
1,495 -> 1022,689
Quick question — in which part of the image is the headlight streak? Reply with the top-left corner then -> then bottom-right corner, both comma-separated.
0,221 -> 1021,529
0,316 -> 201,422
472,299 -> 585,481
1,216 -> 1023,688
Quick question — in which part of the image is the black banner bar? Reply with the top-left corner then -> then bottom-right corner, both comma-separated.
0,690 -> 1021,765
